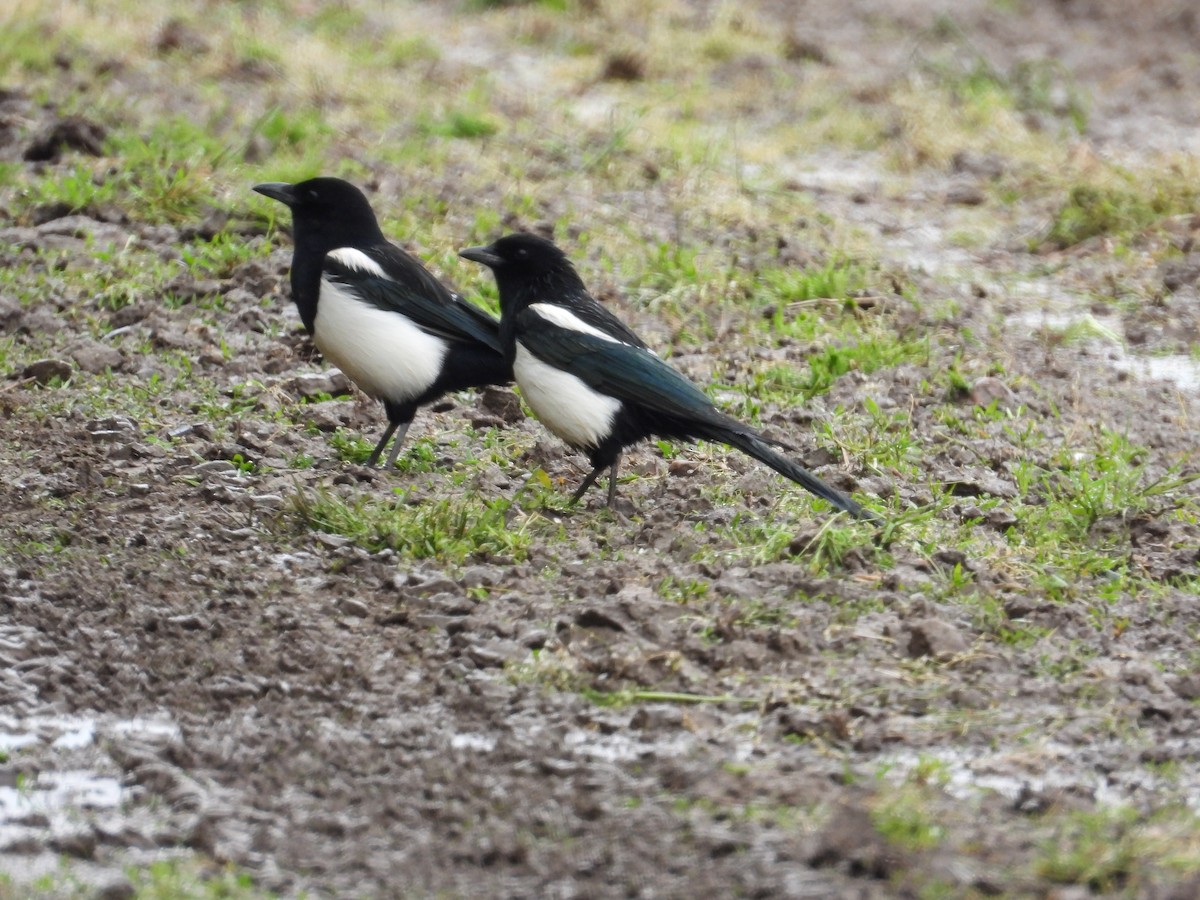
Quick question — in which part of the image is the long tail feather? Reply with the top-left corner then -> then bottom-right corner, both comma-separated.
717,429 -> 880,523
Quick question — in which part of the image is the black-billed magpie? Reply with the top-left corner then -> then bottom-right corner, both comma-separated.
253,177 -> 511,467
460,233 -> 878,521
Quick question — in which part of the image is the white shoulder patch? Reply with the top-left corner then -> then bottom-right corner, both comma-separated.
528,303 -> 621,344
327,247 -> 389,280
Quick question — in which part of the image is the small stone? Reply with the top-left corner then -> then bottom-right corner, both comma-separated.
601,52 -> 646,81
469,414 -> 505,430
945,468 -> 1018,500
946,181 -> 986,206
335,597 -> 371,618
87,416 -> 137,442
951,149 -> 1007,180
934,548 -> 968,569
970,376 -> 1017,409
461,565 -> 501,588
0,828 -> 41,853
48,825 -> 97,859
1160,253 -> 1200,292
109,302 -> 153,329
192,460 -> 237,476
406,574 -> 459,595
668,460 -> 701,476
155,17 -> 210,56
302,400 -> 354,432
93,874 -> 136,900
164,274 -> 223,303
985,508 -> 1019,530
1171,674 -> 1200,700
36,215 -> 130,247
0,295 -> 64,334
71,341 -> 125,374
412,613 -> 458,631
960,505 -> 985,521
466,640 -> 521,668
519,628 -> 550,649
290,370 -> 351,399
208,676 -> 263,700
10,809 -> 50,827
575,607 -> 626,632
783,33 -> 831,65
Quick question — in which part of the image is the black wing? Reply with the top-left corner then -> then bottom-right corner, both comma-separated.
323,243 -> 504,354
515,307 -> 737,432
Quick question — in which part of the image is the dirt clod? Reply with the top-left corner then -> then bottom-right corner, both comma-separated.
20,358 -> 72,383
22,115 -> 107,162
905,618 -> 970,659
809,801 -> 904,878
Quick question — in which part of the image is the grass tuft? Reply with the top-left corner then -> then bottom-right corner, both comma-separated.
283,485 -> 531,563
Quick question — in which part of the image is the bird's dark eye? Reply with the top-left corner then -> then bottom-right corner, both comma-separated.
516,247 -> 528,258
307,190 -> 320,201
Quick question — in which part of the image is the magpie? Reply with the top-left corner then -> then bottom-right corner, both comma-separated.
460,233 -> 878,521
253,177 -> 511,468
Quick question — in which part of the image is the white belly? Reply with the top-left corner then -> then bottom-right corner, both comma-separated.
315,279 -> 448,402
514,342 -> 621,450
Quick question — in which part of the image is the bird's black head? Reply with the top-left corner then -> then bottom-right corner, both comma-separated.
253,176 -> 385,255
459,232 -> 568,272
460,233 -> 583,312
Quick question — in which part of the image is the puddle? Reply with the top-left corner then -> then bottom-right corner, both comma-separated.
0,713 -> 181,825
52,721 -> 97,750
450,732 -> 497,753
880,742 -> 1200,812
563,727 -> 696,763
0,770 -> 122,822
1110,352 -> 1200,392
109,717 -> 183,741
0,715 -> 97,754
1009,302 -> 1200,392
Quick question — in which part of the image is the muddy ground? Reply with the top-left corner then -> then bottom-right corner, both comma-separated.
1,1 -> 1199,897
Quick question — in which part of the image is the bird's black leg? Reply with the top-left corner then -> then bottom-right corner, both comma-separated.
366,421 -> 399,467
570,465 -> 605,505
605,453 -> 622,508
383,421 -> 412,469
366,419 -> 411,468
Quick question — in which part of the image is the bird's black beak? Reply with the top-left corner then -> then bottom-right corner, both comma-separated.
459,245 -> 503,268
253,181 -> 297,206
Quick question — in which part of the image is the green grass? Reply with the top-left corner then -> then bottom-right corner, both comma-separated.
12,114 -> 238,225
424,110 -> 500,140
0,858 -> 273,900
1034,806 -> 1200,892
282,485 -> 533,564
872,785 -> 947,851
130,859 -> 275,899
1040,177 -> 1200,249
755,335 -> 927,401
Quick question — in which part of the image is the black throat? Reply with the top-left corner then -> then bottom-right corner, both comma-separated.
495,265 -> 589,358
286,212 -> 386,335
